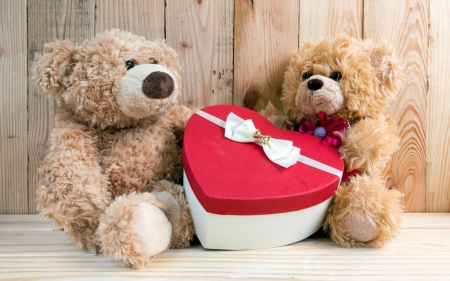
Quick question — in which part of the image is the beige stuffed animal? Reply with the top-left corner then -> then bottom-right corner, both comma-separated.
247,33 -> 404,248
33,29 -> 194,268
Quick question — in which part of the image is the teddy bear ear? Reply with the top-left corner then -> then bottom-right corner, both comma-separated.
32,40 -> 76,96
369,42 -> 403,88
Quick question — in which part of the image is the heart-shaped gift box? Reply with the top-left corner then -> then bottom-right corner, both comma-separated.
183,105 -> 344,250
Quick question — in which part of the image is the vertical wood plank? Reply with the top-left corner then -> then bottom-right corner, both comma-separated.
364,0 -> 429,212
299,0 -> 363,43
27,0 -> 95,213
234,0 -> 300,111
427,0 -> 450,212
166,0 -> 234,109
96,0 -> 165,40
0,0 -> 27,214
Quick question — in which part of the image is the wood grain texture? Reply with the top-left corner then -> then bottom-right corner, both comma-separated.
95,0 -> 165,39
0,0 -> 28,214
401,213 -> 450,228
0,214 -> 449,280
234,0 -> 299,111
364,0 -> 429,212
165,0 -> 234,109
299,0 -> 363,42
427,0 -> 450,212
0,215 -> 55,231
27,0 -> 96,214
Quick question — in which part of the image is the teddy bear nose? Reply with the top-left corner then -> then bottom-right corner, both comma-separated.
307,79 -> 324,91
142,71 -> 175,99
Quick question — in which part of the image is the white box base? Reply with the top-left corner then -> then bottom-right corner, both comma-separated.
184,171 -> 333,250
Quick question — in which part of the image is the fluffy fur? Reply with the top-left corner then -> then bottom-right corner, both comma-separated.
250,33 -> 404,248
34,29 -> 194,268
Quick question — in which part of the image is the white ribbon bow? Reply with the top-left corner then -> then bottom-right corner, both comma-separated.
224,113 -> 300,168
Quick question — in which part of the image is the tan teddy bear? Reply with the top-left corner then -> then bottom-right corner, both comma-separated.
33,29 -> 194,268
246,33 -> 404,248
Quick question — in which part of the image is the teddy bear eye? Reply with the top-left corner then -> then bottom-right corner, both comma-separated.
329,71 -> 342,81
149,58 -> 158,64
302,73 -> 313,81
125,60 -> 135,70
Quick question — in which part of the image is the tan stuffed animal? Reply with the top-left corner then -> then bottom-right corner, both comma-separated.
247,33 -> 404,248
33,29 -> 194,268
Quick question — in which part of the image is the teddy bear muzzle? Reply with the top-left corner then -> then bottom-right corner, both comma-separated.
142,71 -> 175,99
296,75 -> 344,115
117,64 -> 179,119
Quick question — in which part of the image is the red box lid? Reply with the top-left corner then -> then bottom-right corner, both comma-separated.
183,105 -> 344,216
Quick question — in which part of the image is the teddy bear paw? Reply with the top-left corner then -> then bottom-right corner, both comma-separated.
325,174 -> 403,248
340,212 -> 380,243
98,196 -> 172,269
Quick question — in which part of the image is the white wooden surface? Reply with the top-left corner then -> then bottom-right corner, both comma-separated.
0,214 -> 449,280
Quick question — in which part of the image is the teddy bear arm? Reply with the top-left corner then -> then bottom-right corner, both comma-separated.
165,104 -> 195,141
37,121 -> 111,251
339,116 -> 400,175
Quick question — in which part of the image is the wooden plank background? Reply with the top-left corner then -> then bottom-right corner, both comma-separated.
0,0 -> 448,214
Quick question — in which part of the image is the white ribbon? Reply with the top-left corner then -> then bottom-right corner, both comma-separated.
195,110 -> 343,178
224,113 -> 300,168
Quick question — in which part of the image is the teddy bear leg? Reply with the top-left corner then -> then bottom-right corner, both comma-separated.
97,192 -> 172,269
151,180 -> 195,249
38,181 -> 106,253
324,174 -> 403,248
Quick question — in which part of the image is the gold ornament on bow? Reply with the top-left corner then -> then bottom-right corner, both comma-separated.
253,129 -> 271,147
